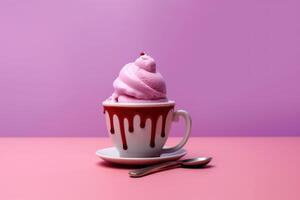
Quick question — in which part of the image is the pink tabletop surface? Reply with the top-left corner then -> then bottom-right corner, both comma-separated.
0,137 -> 299,200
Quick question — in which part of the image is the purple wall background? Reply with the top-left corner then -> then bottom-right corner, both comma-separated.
1,0 -> 300,137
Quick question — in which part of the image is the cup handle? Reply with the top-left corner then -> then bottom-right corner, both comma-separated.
161,110 -> 192,154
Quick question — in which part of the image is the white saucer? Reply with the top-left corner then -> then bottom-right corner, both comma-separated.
96,147 -> 187,166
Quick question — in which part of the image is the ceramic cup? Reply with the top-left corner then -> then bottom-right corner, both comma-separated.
103,100 -> 191,158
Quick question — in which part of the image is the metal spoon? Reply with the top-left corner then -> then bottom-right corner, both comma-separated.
129,157 -> 212,178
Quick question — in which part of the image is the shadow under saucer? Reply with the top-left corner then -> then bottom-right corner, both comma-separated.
96,160 -> 147,169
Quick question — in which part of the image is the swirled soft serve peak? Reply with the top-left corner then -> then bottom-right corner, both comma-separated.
109,52 -> 167,103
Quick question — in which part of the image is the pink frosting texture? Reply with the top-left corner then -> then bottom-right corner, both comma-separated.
111,54 -> 167,103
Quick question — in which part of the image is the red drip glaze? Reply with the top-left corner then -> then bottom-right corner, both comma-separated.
140,117 -> 146,128
150,117 -> 157,147
118,116 -> 128,150
128,117 -> 134,133
161,113 -> 167,137
103,105 -> 174,150
108,112 -> 115,134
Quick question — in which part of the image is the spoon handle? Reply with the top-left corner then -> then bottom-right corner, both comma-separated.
129,161 -> 181,178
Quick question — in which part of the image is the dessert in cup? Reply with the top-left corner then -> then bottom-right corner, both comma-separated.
103,53 -> 191,158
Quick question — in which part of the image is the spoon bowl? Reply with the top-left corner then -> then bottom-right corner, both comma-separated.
181,157 -> 212,167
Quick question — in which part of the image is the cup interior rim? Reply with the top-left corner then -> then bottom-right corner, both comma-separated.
102,100 -> 175,107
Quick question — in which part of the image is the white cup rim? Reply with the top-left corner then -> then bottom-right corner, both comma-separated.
102,100 -> 175,107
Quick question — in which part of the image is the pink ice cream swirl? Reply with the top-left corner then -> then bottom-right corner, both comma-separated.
111,53 -> 167,103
